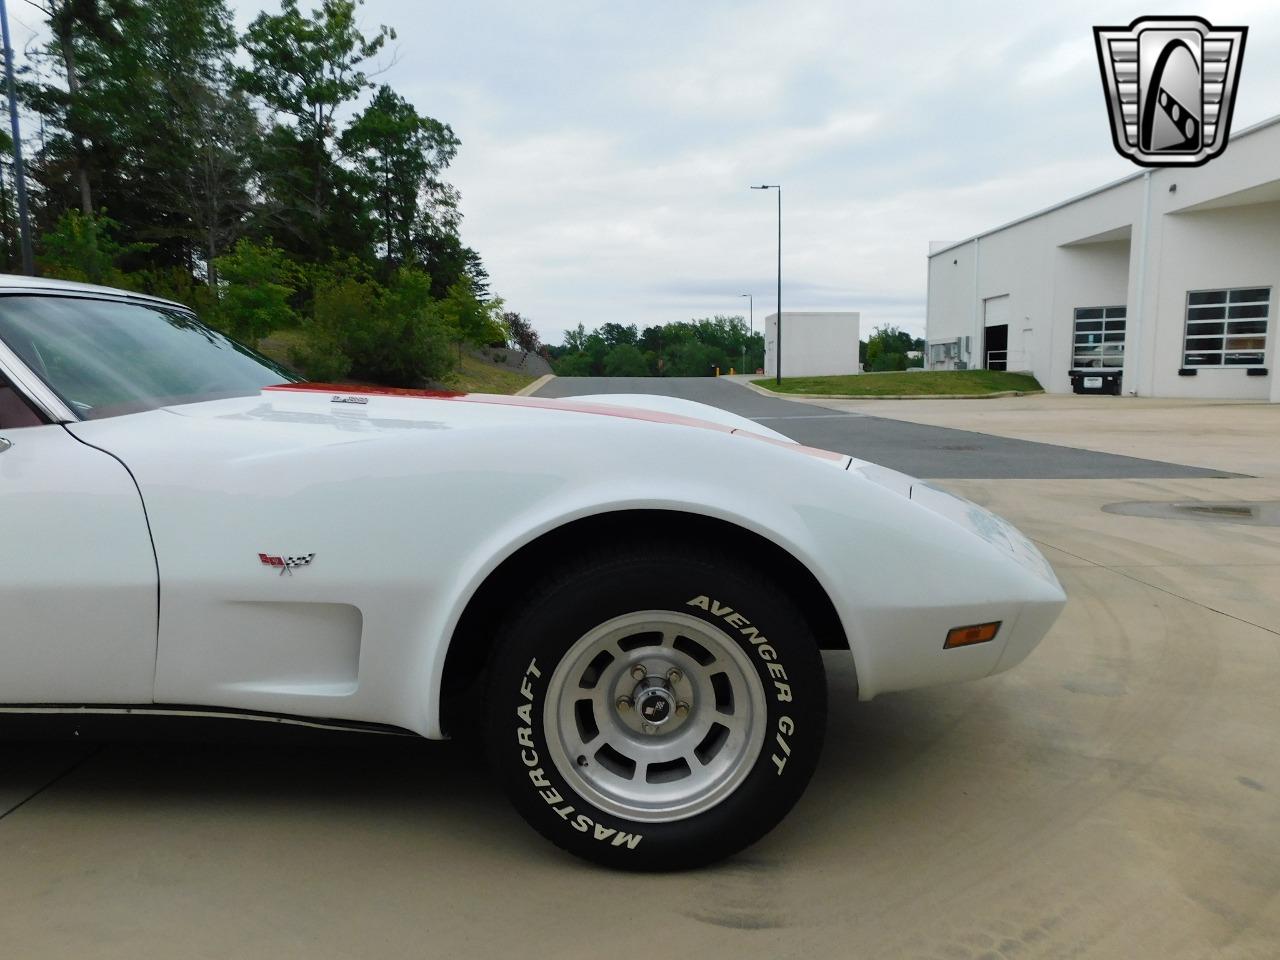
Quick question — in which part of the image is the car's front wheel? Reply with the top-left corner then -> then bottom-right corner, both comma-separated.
485,542 -> 827,870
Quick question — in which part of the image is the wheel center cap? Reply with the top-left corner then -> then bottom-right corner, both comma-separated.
634,683 -> 676,726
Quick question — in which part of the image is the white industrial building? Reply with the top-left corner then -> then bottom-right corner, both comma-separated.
926,113 -> 1280,401
764,311 -> 860,378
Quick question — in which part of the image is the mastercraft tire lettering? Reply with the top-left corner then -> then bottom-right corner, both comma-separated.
514,656 -> 645,850
485,542 -> 826,870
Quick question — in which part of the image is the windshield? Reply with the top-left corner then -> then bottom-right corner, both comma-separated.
0,294 -> 297,420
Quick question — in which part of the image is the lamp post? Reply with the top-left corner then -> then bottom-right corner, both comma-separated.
750,185 -> 781,383
739,293 -> 752,374
0,0 -> 32,275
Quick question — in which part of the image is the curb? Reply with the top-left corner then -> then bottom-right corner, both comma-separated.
738,380 -> 1043,401
517,373 -> 555,396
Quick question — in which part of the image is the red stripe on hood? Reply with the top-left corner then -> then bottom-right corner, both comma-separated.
263,383 -> 846,462
267,382 -> 466,398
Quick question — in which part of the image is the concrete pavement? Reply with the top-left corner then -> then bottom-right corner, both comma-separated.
787,390 -> 1280,479
3,383 -> 1278,958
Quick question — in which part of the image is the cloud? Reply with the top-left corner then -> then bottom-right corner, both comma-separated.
219,1 -> 1280,344
1018,39 -> 1095,87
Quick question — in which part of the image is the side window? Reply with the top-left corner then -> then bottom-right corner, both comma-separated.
0,373 -> 46,429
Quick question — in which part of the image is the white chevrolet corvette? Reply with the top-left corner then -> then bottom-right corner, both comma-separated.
0,277 -> 1065,868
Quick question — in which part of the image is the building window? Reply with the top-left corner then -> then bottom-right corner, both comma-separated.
1183,288 -> 1270,367
1072,306 -> 1126,369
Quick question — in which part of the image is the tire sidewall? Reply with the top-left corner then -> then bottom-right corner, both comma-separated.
487,552 -> 826,870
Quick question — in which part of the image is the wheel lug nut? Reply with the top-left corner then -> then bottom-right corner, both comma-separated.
630,664 -> 646,680
616,696 -> 632,711
667,668 -> 683,684
642,723 -> 655,734
675,701 -> 690,717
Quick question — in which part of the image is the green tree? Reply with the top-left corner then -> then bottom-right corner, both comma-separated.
563,323 -> 588,352
583,332 -> 609,374
238,0 -> 393,262
554,352 -> 593,377
553,315 -> 763,376
24,0 -> 132,217
341,85 -> 459,268
160,66 -> 258,285
665,340 -> 721,377
213,238 -> 297,345
17,0 -> 524,389
597,322 -> 638,348
865,324 -> 916,372
128,0 -> 244,270
37,210 -> 146,286
441,278 -> 506,349
127,265 -> 219,321
25,0 -> 256,276
292,268 -> 457,385
603,343 -> 648,376
503,311 -> 540,353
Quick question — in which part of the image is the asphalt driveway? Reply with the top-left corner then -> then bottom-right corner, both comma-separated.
535,376 -> 1236,479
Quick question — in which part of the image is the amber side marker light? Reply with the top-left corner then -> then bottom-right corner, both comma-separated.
944,622 -> 1001,649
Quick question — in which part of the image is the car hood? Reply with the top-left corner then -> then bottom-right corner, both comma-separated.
121,383 -> 844,462
257,383 -> 796,436
62,381 -> 839,463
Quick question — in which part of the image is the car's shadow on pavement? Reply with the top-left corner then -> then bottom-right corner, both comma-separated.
1,654 -> 1031,873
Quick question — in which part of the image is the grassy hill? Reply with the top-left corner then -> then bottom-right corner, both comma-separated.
438,353 -> 539,394
256,331 -> 540,395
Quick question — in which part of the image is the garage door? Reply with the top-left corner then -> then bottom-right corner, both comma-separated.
984,295 -> 1010,370
983,295 -> 1010,327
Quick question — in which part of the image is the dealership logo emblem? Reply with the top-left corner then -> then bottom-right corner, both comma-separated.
1094,16 -> 1246,167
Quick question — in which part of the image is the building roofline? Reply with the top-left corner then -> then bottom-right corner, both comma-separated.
926,111 -> 1280,259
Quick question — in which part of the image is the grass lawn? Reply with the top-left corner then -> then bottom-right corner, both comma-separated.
751,369 -> 1043,397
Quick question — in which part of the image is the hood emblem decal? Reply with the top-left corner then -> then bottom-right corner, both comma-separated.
259,553 -> 316,575
331,395 -> 369,404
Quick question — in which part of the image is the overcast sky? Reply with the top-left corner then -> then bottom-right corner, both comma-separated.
18,1 -> 1279,344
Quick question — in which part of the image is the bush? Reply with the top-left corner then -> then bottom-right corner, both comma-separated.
869,351 -> 906,372
554,351 -> 594,377
665,340 -> 721,376
37,211 -> 147,287
441,278 -> 507,348
291,269 -> 457,386
213,239 -> 297,346
864,324 -> 922,372
127,266 -> 219,320
603,343 -> 648,376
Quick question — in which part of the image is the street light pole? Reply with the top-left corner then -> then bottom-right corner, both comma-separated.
739,292 -> 752,372
0,0 -> 32,275
750,185 -> 781,383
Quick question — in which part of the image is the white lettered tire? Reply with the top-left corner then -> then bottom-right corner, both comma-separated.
485,542 -> 827,870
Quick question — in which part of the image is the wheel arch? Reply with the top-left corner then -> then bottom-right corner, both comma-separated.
439,508 -> 851,736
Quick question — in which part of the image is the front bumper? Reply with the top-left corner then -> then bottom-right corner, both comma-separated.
839,462 -> 1066,695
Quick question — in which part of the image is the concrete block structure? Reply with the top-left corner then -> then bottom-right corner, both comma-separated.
764,311 -> 860,378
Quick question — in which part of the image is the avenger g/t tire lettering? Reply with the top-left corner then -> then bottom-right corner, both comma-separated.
484,542 -> 827,870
